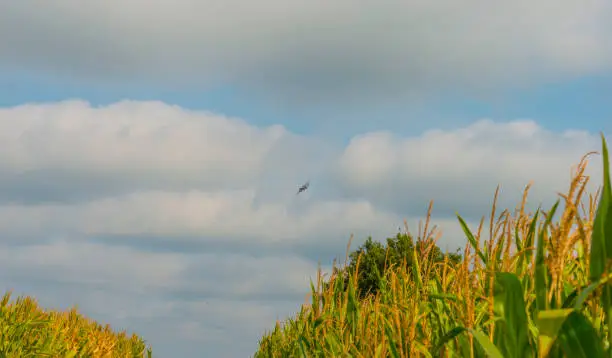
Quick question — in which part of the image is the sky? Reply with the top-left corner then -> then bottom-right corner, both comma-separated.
0,1 -> 611,357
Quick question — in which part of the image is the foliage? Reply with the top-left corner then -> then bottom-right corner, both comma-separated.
334,230 -> 462,300
0,291 -> 151,357
255,133 -> 612,358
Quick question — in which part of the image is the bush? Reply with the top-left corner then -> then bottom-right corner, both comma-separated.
333,231 -> 462,300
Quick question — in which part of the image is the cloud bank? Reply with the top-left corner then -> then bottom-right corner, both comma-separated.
0,100 -> 606,356
1,0 -> 611,105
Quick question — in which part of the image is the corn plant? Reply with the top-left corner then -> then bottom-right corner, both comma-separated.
255,134 -> 612,358
0,291 -> 152,357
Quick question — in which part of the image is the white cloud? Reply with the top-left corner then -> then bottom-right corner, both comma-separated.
337,119 -> 603,218
0,100 -> 337,204
0,190 -> 400,250
1,1 -> 610,103
0,100 -> 606,356
0,100 -> 281,176
0,240 -> 186,291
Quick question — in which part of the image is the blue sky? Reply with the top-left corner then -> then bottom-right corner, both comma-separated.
1,69 -> 610,138
0,1 -> 611,357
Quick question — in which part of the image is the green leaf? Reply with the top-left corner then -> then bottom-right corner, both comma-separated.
536,200 -> 560,312
524,209 -> 540,268
411,242 -> 423,291
547,310 -> 605,358
312,317 -> 324,330
384,322 -> 400,358
324,333 -> 342,354
536,308 -> 573,356
469,329 -> 504,358
589,133 -> 612,353
514,210 -> 540,276
345,278 -> 359,338
574,272 -> 612,310
493,272 -> 533,358
515,215 -> 523,253
433,326 -> 467,354
590,133 -> 612,281
298,335 -> 309,358
457,215 -> 487,265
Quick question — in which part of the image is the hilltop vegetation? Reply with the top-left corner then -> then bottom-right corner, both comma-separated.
334,225 -> 463,301
255,134 -> 612,357
0,291 -> 151,357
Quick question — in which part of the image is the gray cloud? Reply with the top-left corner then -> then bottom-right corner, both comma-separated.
336,120 -> 603,218
0,100 -> 606,356
1,1 -> 611,106
0,239 -> 320,356
0,100 -> 323,203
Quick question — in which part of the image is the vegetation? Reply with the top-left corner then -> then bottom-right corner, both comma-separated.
255,133 -> 612,357
4,134 -> 611,357
0,291 -> 151,357
329,228 -> 462,300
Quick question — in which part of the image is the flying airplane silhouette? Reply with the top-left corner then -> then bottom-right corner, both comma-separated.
297,181 -> 310,195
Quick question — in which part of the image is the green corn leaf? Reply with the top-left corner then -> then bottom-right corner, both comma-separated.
546,310 -> 605,358
536,200 -> 560,312
384,322 -> 400,358
589,133 -> 612,354
411,243 -> 423,291
457,215 -> 487,265
590,133 -> 612,281
515,215 -> 523,253
574,272 -> 612,310
536,308 -> 573,357
433,326 -> 467,354
493,272 -> 533,358
298,335 -> 309,358
524,209 -> 540,268
469,329 -> 504,358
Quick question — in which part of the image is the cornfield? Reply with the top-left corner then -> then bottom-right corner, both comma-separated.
255,133 -> 612,358
0,291 -> 151,357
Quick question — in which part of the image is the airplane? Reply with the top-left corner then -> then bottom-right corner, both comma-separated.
297,181 -> 310,195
